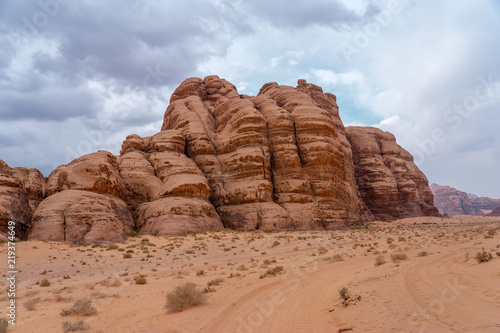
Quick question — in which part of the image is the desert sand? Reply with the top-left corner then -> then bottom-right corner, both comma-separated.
2,215 -> 500,333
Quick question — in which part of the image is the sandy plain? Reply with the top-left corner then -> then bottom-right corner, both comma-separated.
1,215 -> 500,333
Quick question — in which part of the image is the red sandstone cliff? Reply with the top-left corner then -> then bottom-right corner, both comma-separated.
0,77 -> 439,241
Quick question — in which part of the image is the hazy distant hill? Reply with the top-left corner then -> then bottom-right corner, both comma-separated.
430,183 -> 500,216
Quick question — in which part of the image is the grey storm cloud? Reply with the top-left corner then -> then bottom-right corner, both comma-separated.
0,0 -> 253,118
2,1 -> 250,87
238,0 -> 377,28
0,0 -> 499,198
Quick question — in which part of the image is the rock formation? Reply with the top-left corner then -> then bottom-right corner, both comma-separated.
0,160 -> 32,238
346,127 -> 439,221
431,183 -> 500,215
486,206 -> 500,216
30,190 -> 133,243
118,130 -> 223,235
0,76 -> 440,241
160,76 -> 373,230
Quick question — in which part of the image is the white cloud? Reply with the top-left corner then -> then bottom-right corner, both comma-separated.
311,69 -> 365,86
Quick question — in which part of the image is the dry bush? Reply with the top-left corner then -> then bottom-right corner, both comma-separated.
0,319 -> 8,333
61,320 -> 89,332
391,253 -> 408,262
40,279 -> 51,287
318,246 -> 328,254
23,297 -> 41,311
207,278 -> 224,287
418,251 -> 429,257
374,256 -> 386,266
165,282 -> 206,312
474,249 -> 493,263
330,254 -> 344,262
61,299 -> 96,316
259,266 -> 283,279
135,277 -> 147,285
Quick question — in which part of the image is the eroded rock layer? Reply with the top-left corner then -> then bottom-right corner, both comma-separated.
0,160 -> 31,238
160,76 -> 373,230
0,76 -> 440,241
30,189 -> 133,243
346,127 -> 439,221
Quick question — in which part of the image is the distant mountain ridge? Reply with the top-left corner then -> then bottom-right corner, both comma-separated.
430,183 -> 500,216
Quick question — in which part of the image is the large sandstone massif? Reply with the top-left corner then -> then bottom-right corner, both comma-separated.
0,76 -> 439,242
430,183 -> 500,216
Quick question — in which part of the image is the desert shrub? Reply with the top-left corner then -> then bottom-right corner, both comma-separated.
23,297 -> 41,311
418,251 -> 429,257
375,256 -> 386,267
202,287 -> 216,293
106,244 -> 119,251
40,279 -> 51,287
207,278 -> 224,287
123,253 -> 132,259
474,249 -> 493,263
259,266 -> 283,279
129,231 -> 139,237
496,251 -> 500,257
61,320 -> 89,332
330,254 -> 344,262
0,318 -> 8,333
338,287 -> 349,300
196,270 -> 205,276
391,253 -> 408,262
165,282 -> 206,312
135,277 -> 147,285
386,237 -> 394,244
318,246 -> 328,254
61,299 -> 96,316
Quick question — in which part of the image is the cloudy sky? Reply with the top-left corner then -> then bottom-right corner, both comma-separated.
1,0 -> 499,197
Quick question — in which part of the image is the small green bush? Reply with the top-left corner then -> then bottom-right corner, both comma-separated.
339,287 -> 349,300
